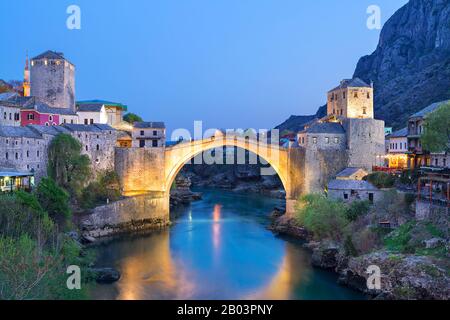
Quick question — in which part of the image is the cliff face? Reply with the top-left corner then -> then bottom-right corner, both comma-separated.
354,0 -> 450,128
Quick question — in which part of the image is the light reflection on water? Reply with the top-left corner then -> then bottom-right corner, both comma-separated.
89,189 -> 364,300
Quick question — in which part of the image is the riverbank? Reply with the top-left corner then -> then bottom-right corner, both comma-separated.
269,201 -> 450,300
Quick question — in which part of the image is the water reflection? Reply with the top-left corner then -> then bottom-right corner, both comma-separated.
90,189 -> 364,300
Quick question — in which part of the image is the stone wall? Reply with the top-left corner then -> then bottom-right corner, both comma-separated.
115,147 -> 166,195
0,105 -> 20,126
81,192 -> 170,238
343,118 -> 385,171
327,87 -> 374,119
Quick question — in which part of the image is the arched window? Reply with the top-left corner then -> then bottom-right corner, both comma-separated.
96,144 -> 100,151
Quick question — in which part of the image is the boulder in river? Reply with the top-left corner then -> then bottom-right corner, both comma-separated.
91,268 -> 121,284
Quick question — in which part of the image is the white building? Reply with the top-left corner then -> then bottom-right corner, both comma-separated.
76,100 -> 127,127
132,122 -> 166,148
386,127 -> 408,169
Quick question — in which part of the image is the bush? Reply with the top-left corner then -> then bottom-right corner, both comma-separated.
80,171 -> 121,209
364,172 -> 395,188
345,200 -> 371,221
36,178 -> 71,221
384,221 -> 416,253
123,113 -> 143,124
296,194 -> 349,242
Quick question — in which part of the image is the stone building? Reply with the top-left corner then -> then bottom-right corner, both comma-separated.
0,93 -> 21,126
328,179 -> 380,203
407,100 -> 450,169
62,123 -> 118,173
335,167 -> 368,181
326,78 -> 374,119
386,127 -> 408,169
30,51 -> 76,112
132,122 -> 166,148
0,123 -> 117,185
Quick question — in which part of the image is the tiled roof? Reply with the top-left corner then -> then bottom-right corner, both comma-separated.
303,122 -> 345,134
336,167 -> 367,177
133,121 -> 166,129
0,125 -> 43,139
328,179 -> 378,191
410,100 -> 450,119
27,124 -> 70,136
77,100 -> 127,111
31,50 -> 71,63
389,127 -> 408,138
76,103 -> 104,112
0,92 -> 19,101
2,96 -> 77,115
61,123 -> 115,132
329,78 -> 371,92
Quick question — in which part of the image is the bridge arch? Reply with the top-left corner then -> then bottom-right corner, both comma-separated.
164,137 -> 290,196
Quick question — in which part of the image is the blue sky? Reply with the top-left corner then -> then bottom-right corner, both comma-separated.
0,0 -> 407,134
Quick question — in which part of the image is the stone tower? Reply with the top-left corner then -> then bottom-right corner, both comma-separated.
30,50 -> 75,112
327,78 -> 374,119
23,53 -> 30,97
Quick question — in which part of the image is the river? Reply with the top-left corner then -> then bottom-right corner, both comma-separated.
89,189 -> 364,300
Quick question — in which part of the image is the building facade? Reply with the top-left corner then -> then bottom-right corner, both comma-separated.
76,100 -> 127,127
132,122 -> 166,148
386,127 -> 408,169
327,78 -> 374,119
407,100 -> 450,169
30,51 -> 76,112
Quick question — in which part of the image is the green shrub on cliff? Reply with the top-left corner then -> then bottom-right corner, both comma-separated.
80,170 -> 121,209
364,172 -> 395,188
295,194 -> 349,242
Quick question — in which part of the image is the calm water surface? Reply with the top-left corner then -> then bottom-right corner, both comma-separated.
89,189 -> 364,300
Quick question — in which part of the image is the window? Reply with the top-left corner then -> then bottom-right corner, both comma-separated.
63,119 -> 67,124
96,144 -> 100,151
84,119 -> 88,125
139,140 -> 145,148
140,130 -> 145,136
325,137 -> 330,144
363,107 -> 367,115
71,120 -> 74,124
14,113 -> 19,121
85,145 -> 88,151
344,193 -> 348,200
5,152 -> 8,160
367,92 -> 370,99
354,92 -> 358,98
26,151 -> 29,158
343,92 -> 346,99
302,137 -> 305,144
90,119 -> 94,125
152,140 -> 158,147
15,153 -> 18,160
3,112 -> 6,119
340,109 -> 343,116
49,115 -> 53,121
9,113 -> 12,120
153,130 -> 157,136
312,137 -> 317,144
435,159 -> 438,166
369,193 -> 374,203
37,151 -> 40,157
334,137 -> 339,144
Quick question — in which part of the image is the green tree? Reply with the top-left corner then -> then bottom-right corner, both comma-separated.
123,112 -> 143,124
364,172 -> 395,188
295,194 -> 349,241
47,134 -> 91,196
421,102 -> 450,153
80,170 -> 121,209
345,200 -> 371,222
36,178 -> 71,221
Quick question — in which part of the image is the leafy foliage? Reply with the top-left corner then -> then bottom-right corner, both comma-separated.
47,134 -> 91,197
345,201 -> 370,222
36,177 -> 71,221
295,194 -> 349,242
421,102 -> 450,153
364,172 -> 395,188
123,112 -> 143,124
80,171 -> 121,209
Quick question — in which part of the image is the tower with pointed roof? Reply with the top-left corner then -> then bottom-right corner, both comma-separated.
23,53 -> 30,97
327,78 -> 374,119
30,50 -> 76,112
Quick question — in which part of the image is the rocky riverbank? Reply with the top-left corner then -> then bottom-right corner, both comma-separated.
269,209 -> 450,300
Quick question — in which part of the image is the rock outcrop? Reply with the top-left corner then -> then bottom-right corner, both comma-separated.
354,0 -> 450,129
338,251 -> 450,300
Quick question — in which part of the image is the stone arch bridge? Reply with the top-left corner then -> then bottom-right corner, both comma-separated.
115,136 -> 309,218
